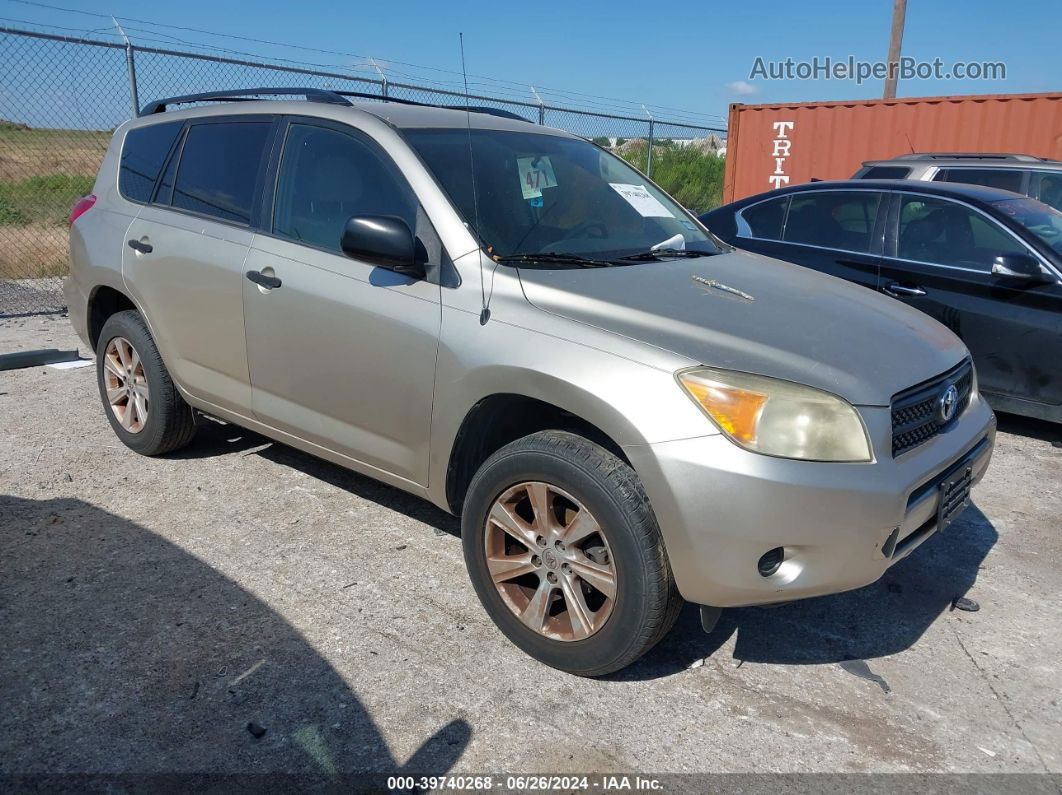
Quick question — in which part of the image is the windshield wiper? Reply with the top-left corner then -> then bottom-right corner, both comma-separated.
617,247 -> 713,261
494,251 -> 614,268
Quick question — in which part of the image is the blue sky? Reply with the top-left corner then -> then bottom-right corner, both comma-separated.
3,0 -> 1059,125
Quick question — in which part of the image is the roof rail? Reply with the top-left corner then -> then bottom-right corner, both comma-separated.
451,105 -> 531,122
140,87 -> 351,115
333,91 -> 531,122
889,152 -> 1056,163
140,86 -> 533,123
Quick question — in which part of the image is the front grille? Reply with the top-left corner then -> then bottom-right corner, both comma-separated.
891,359 -> 974,457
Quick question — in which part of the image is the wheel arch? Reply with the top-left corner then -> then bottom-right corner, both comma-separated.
87,284 -> 137,350
438,373 -> 648,516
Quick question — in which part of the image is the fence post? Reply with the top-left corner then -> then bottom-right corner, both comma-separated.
531,86 -> 545,125
643,105 -> 655,177
369,58 -> 388,98
125,44 -> 140,117
113,18 -> 139,117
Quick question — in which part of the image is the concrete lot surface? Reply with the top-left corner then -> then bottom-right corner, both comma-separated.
2,316 -> 1060,781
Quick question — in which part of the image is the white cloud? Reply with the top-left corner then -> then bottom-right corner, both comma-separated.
726,80 -> 759,96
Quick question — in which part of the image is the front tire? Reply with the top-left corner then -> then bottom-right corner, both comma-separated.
462,430 -> 681,676
95,310 -> 196,456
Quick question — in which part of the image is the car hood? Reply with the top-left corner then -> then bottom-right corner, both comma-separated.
517,248 -> 967,406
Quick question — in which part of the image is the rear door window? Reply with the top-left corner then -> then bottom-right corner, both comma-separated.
782,191 -> 883,253
932,168 -> 1024,194
118,122 -> 183,202
170,121 -> 272,225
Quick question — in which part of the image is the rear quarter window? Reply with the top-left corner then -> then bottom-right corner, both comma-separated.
118,122 -> 183,203
860,166 -> 911,179
736,196 -> 788,239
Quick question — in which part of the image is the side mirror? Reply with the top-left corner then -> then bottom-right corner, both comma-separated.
991,253 -> 1046,283
340,215 -> 424,278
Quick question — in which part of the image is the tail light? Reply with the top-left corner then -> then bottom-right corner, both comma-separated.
68,194 -> 96,225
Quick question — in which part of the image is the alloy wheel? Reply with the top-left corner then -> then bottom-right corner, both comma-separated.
484,481 -> 617,641
102,336 -> 149,434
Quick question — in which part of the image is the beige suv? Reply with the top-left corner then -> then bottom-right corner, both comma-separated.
66,89 -> 995,675
853,153 -> 1062,210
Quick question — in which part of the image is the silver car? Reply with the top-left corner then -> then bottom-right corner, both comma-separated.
853,152 -> 1062,211
66,89 -> 996,675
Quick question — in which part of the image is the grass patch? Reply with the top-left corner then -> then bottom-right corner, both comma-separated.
0,173 -> 95,227
0,125 -> 106,281
0,196 -> 28,225
0,125 -> 109,182
0,222 -> 71,279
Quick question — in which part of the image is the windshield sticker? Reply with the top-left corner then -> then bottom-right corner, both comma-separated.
518,155 -> 558,200
609,183 -> 673,218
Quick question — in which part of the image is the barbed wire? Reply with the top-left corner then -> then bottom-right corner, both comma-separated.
1,0 -> 728,123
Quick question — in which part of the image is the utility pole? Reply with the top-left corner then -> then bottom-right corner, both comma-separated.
883,0 -> 907,99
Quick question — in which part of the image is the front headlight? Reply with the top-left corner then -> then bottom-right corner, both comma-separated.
677,367 -> 872,462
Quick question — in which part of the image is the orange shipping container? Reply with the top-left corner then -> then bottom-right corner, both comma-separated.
722,91 -> 1062,203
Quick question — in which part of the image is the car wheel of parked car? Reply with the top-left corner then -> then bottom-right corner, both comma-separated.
95,310 -> 197,456
462,430 -> 681,676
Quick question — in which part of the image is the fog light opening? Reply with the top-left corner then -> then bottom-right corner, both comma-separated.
757,547 -> 785,578
881,527 -> 900,559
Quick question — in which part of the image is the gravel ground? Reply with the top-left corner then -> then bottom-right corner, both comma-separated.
2,315 -> 1061,782
0,277 -> 66,317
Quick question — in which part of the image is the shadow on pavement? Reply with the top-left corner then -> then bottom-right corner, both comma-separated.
168,421 -> 461,537
0,495 -> 470,782
256,441 -> 461,538
994,412 -> 1062,445
613,504 -> 997,681
146,422 -> 1000,684
164,420 -> 270,460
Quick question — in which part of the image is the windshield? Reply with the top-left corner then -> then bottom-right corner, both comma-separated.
989,197 -> 1062,255
403,128 -> 721,261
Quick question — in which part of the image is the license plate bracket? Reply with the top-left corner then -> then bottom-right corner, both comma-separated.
938,464 -> 974,532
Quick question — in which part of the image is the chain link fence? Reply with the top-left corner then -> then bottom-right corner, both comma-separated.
0,26 -> 724,317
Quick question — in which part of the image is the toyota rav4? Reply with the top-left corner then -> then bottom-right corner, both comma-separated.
66,88 -> 996,675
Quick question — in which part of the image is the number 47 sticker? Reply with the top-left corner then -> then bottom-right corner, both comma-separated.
518,155 -> 558,200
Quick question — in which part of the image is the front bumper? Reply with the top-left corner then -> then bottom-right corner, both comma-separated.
625,392 -> 996,607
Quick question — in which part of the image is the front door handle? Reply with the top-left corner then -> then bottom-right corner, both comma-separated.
245,270 -> 282,290
127,239 -> 153,254
883,282 -> 927,298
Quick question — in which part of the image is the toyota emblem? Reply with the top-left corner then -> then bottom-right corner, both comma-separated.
937,384 -> 959,423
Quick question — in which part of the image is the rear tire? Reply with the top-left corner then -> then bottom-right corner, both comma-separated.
462,430 -> 681,676
95,310 -> 196,456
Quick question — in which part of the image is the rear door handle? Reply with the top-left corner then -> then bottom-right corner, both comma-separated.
127,239 -> 153,254
245,270 -> 282,290
883,282 -> 926,298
